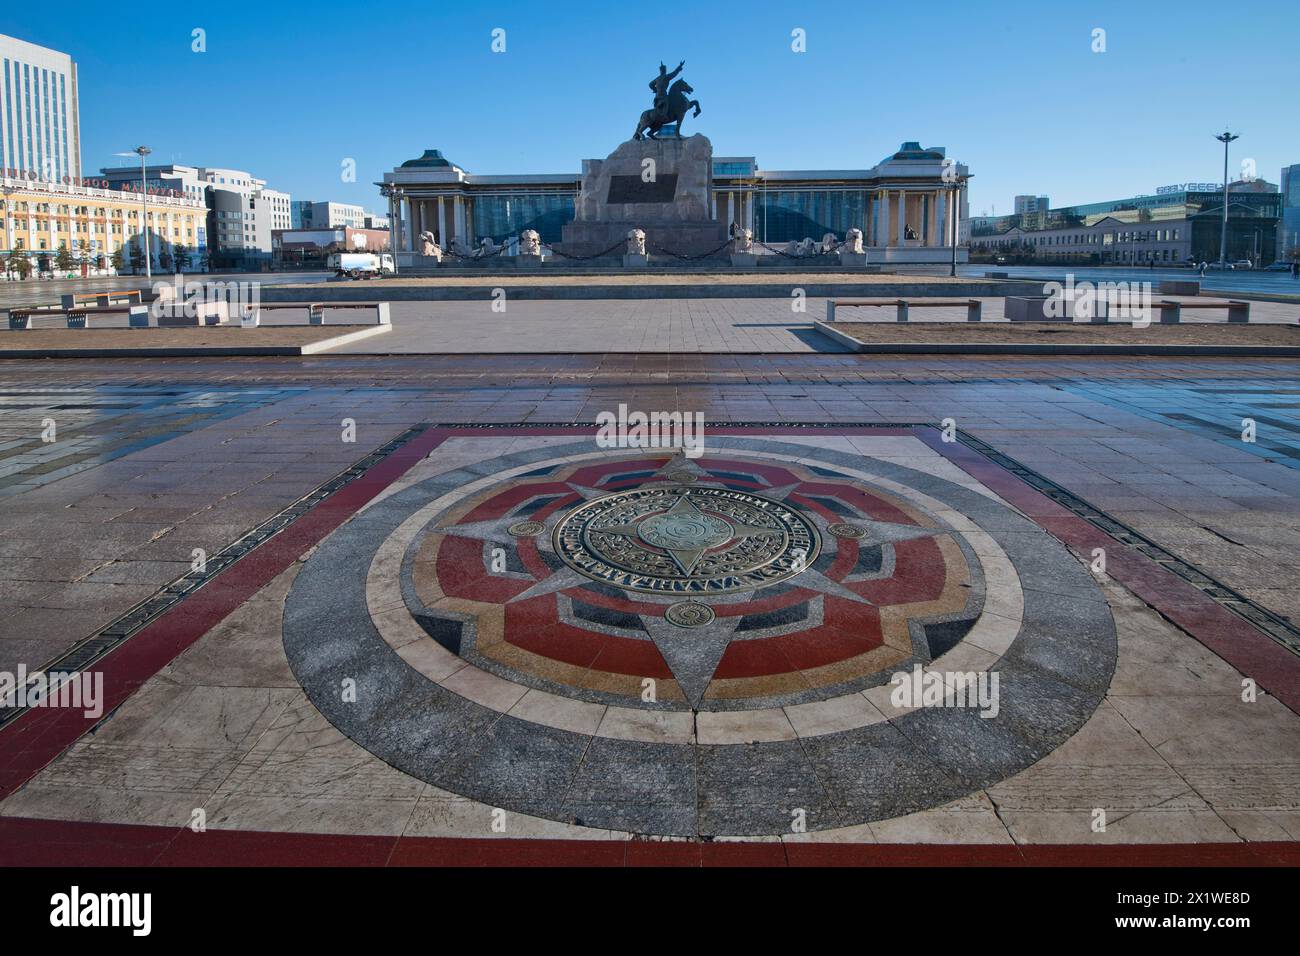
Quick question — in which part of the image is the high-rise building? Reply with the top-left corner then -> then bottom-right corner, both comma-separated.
0,33 -> 81,182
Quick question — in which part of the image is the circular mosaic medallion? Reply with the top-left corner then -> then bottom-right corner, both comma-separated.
552,486 -> 820,594
665,601 -> 716,628
283,438 -> 1117,838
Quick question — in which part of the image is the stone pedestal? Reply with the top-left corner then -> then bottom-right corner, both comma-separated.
515,254 -> 543,269
730,253 -> 757,269
561,134 -> 728,258
623,254 -> 648,269
838,251 -> 868,268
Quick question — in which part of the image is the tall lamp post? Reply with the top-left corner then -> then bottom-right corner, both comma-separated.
946,171 -> 972,277
1215,130 -> 1238,270
133,145 -> 152,281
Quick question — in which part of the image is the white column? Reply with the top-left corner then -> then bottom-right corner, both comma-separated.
453,196 -> 466,243
897,190 -> 907,246
404,198 -> 416,252
438,198 -> 450,250
877,190 -> 890,246
927,191 -> 939,246
936,190 -> 948,249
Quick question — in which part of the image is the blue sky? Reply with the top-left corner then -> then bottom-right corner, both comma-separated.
10,0 -> 1296,214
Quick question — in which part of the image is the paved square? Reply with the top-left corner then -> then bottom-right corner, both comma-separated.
1,364 -> 1298,862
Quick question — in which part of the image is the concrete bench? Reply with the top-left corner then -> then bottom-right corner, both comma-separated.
826,298 -> 982,323
241,301 -> 391,328
61,289 -> 143,310
1158,280 -> 1201,296
1157,300 -> 1250,324
63,305 -> 151,329
1005,295 -> 1113,323
6,306 -> 54,330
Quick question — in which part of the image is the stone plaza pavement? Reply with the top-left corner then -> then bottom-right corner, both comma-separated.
10,296 -> 1299,354
0,352 -> 1298,860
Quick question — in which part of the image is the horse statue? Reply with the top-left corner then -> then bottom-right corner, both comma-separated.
634,79 -> 701,140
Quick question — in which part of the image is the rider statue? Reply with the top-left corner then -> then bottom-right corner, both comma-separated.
650,60 -> 684,116
634,59 -> 702,140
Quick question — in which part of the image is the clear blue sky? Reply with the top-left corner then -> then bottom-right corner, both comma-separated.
10,0 -> 1296,214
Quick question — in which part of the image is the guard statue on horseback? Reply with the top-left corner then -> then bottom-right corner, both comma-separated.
634,59 -> 702,140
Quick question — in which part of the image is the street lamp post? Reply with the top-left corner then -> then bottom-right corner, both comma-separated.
947,171 -> 971,277
1215,130 -> 1238,270
134,145 -> 152,281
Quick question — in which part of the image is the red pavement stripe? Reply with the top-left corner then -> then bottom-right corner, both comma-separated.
922,428 -> 1300,714
0,426 -> 452,800
2,817 -> 1297,867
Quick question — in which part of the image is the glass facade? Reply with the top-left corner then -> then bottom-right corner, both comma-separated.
472,192 -> 575,243
752,189 -> 868,243
0,38 -> 77,182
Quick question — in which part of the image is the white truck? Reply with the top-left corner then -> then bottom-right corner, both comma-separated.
327,252 -> 395,279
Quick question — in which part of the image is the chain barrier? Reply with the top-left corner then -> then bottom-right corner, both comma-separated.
541,240 -> 629,261
646,238 -> 736,261
753,239 -> 846,260
438,242 -> 510,261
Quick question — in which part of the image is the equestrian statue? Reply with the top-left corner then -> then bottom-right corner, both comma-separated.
634,60 -> 702,140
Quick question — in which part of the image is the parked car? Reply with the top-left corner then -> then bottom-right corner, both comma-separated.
1231,260 -> 1254,270
1264,262 -> 1292,272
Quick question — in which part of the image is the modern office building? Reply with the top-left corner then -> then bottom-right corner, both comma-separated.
381,142 -> 969,265
969,181 -> 1281,265
1280,164 -> 1300,261
101,164 -> 292,269
0,34 -> 81,183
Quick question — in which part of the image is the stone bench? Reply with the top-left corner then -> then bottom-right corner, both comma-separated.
60,289 -> 143,310
6,303 -> 150,329
1157,300 -> 1250,324
240,302 -> 391,328
64,305 -> 151,329
7,307 -> 48,330
1005,295 -> 1111,323
826,298 -> 982,323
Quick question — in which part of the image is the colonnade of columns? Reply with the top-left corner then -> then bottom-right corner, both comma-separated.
386,193 -> 472,253
867,188 -> 957,247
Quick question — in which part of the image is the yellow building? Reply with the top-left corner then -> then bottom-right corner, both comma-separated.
1,174 -> 209,274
